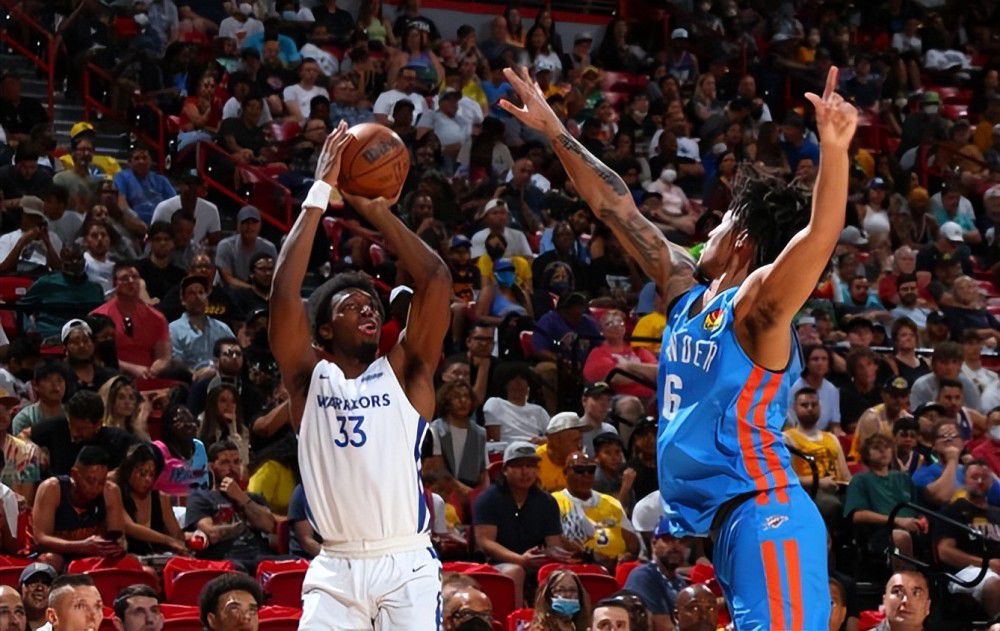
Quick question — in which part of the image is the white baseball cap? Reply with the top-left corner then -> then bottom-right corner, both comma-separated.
546,411 -> 587,435
939,221 -> 964,243
61,318 -> 92,343
839,225 -> 868,246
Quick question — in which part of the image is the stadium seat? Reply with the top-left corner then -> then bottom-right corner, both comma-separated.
615,560 -> 642,587
256,558 -> 309,583
160,604 -> 199,620
578,573 -> 620,603
258,620 -> 301,631
165,569 -> 238,604
67,555 -> 143,574
487,460 -> 504,482
88,568 -> 158,604
0,566 -> 24,588
518,330 -> 534,358
162,619 -> 203,631
163,557 -> 236,590
261,569 -> 307,608
537,563 -> 608,584
506,608 -> 534,631
443,561 -> 498,574
468,572 -> 516,623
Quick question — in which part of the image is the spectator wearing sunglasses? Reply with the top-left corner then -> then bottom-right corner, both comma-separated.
553,451 -> 639,566
90,262 -> 173,380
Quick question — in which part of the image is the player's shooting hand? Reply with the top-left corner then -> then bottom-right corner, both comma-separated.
804,66 -> 858,151
498,66 -> 563,136
315,120 -> 353,188
341,190 -> 401,214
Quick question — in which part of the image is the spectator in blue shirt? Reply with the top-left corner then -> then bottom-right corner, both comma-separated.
532,292 -> 601,365
780,112 -> 820,173
168,275 -> 235,373
914,418 -> 1000,507
624,521 -> 691,630
113,147 -> 176,224
287,484 -> 320,559
242,23 -> 302,67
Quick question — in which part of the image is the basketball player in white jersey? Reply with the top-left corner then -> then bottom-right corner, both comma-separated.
270,122 -> 452,630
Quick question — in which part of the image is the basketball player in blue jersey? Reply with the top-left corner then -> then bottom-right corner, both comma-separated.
501,67 -> 857,629
270,122 -> 452,630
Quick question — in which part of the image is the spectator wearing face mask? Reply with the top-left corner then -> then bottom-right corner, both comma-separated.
531,569 -> 593,630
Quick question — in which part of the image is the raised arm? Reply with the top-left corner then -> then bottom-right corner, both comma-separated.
499,67 -> 687,298
734,67 -> 857,369
341,190 -> 452,420
270,124 -> 353,431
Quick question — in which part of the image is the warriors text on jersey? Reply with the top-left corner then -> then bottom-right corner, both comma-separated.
656,284 -> 802,536
299,355 -> 431,555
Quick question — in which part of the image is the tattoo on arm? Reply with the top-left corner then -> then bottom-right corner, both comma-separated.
555,133 -> 629,196
599,207 -> 668,270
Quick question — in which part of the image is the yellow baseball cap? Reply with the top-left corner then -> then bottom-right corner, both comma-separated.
69,121 -> 95,138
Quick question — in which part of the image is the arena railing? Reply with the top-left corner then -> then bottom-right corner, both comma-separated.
194,141 -> 295,233
0,0 -> 58,121
82,63 -> 169,172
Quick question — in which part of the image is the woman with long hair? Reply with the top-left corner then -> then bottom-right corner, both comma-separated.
532,8 -> 563,55
99,375 -> 149,440
787,344 -> 842,432
389,26 -> 445,93
425,380 -> 488,500
356,0 -> 397,48
504,6 -> 525,47
688,72 -> 725,125
596,16 -> 645,73
519,24 -> 562,82
198,383 -> 250,469
153,403 -> 210,498
117,443 -> 187,554
752,121 -> 791,178
531,569 -> 592,631
248,433 -> 299,515
703,150 -> 738,212
460,116 -> 513,182
856,178 -> 891,246
889,317 -> 931,385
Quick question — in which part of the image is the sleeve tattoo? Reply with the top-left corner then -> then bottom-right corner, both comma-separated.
555,133 -> 629,197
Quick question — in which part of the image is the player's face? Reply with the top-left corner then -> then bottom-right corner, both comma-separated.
695,211 -> 741,280
793,394 -> 820,427
208,590 -> 258,631
806,348 -> 829,376
894,427 -> 917,452
882,573 -> 930,626
71,464 -> 108,502
445,387 -> 473,419
324,289 -> 382,359
592,606 -> 629,630
866,441 -> 893,469
652,535 -> 689,569
48,586 -> 103,631
129,459 -> 158,496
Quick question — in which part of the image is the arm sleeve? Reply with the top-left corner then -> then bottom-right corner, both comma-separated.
482,399 -> 502,427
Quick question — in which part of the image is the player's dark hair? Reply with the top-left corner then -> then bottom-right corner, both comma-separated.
728,165 -> 812,271
66,390 -> 104,424
147,221 -> 173,240
74,445 -> 110,468
112,260 -> 140,281
937,378 -> 963,393
436,379 -> 478,418
113,584 -> 159,621
199,573 -> 262,627
897,273 -> 917,286
309,271 -> 384,345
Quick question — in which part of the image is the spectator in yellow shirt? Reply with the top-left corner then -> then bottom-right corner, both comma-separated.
247,435 -> 298,515
58,122 -> 122,178
553,451 -> 639,564
536,412 -> 585,492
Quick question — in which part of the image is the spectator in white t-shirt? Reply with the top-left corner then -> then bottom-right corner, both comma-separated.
484,362 -> 549,443
221,73 -> 272,126
150,171 -> 221,247
282,59 -> 329,123
218,3 -> 263,42
470,199 -> 532,259
416,89 -> 472,162
372,66 -> 426,125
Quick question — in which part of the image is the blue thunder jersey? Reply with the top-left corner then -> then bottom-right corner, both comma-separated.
656,284 -> 802,536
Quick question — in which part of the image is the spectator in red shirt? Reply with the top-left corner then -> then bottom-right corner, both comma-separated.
972,408 -> 1000,477
582,309 -> 656,400
90,262 -> 173,379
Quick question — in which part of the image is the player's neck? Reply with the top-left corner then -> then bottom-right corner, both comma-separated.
328,350 -> 373,379
704,267 -> 748,303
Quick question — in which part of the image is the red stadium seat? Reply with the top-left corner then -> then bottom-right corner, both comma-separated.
256,558 -> 309,583
537,563 -> 608,584
506,608 -> 534,631
0,567 -> 24,589
166,569 -> 238,604
838,434 -> 854,458
443,561 -> 498,574
487,460 -> 504,483
67,555 -> 143,574
88,568 -> 158,604
579,573 -> 621,603
518,330 -> 534,358
258,620 -> 301,631
160,604 -> 199,620
163,557 -> 236,590
469,572 -> 516,623
163,619 -> 203,631
261,570 -> 306,608
615,560 -> 642,587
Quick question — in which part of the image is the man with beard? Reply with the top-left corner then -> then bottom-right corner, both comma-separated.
214,206 -> 277,291
60,320 -> 116,394
934,459 -> 1000,617
783,387 -> 852,523
271,123 -> 452,628
231,253 -> 273,315
168,276 -> 235,374
889,274 -> 929,330
135,222 -> 186,301
625,521 -> 691,631
159,252 -> 243,330
17,563 -> 54,631
20,245 -> 104,339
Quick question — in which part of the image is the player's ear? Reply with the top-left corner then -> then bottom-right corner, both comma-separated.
318,321 -> 335,342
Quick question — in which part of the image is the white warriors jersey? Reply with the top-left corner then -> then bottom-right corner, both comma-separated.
299,355 -> 432,555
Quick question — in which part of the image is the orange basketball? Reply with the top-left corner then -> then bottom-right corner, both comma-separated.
337,123 -> 410,200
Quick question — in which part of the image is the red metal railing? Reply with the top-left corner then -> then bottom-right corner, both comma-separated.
82,63 -> 169,171
195,141 -> 295,232
0,0 -> 57,120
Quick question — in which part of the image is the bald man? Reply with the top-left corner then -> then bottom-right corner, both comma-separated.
442,587 -> 492,631
0,586 -> 26,631
673,585 -> 718,631
45,575 -> 103,631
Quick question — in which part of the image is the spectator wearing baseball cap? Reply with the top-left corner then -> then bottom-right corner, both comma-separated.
214,205 -> 277,290
0,195 -> 63,276
150,170 -> 222,248
18,562 -> 56,629
57,121 -> 121,178
578,382 -> 619,457
472,439 -> 565,608
446,234 -> 481,305
624,519 -> 690,630
932,184 -> 981,245
917,219 -> 974,277
60,318 -> 117,394
536,412 -> 587,492
850,377 -> 913,462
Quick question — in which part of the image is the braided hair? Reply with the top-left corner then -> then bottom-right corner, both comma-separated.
728,165 -> 813,271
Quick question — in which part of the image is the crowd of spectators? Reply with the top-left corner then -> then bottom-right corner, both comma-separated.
1,0 -> 1000,628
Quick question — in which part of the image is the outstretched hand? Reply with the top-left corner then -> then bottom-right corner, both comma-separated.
804,66 -> 858,150
499,66 -> 563,135
314,120 -> 353,188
